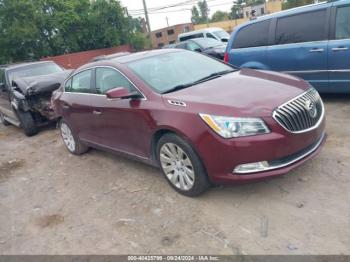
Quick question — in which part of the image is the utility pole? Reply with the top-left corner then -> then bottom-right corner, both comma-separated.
166,16 -> 169,27
142,0 -> 151,34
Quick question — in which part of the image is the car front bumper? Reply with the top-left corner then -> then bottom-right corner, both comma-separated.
195,116 -> 326,185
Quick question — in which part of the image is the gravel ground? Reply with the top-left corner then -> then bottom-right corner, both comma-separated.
0,95 -> 349,255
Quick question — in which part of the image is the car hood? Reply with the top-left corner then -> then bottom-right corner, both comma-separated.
162,68 -> 311,117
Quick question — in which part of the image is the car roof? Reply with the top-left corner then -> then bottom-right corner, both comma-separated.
178,27 -> 224,37
0,61 -> 57,71
91,52 -> 131,62
102,49 -> 183,64
77,49 -> 185,71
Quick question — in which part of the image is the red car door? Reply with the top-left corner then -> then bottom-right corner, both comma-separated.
88,67 -> 151,158
59,69 -> 96,141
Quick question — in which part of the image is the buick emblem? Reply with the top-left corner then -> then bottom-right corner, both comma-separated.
304,99 -> 317,118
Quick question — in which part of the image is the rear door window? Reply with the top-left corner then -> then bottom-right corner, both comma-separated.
335,5 -> 350,40
233,20 -> 270,48
66,69 -> 92,93
276,9 -> 327,45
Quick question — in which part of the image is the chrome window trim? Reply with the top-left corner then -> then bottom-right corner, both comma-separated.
63,66 -> 147,100
283,69 -> 350,74
272,88 -> 325,134
234,132 -> 325,174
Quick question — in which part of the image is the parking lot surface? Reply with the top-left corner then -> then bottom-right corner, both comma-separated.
0,95 -> 349,255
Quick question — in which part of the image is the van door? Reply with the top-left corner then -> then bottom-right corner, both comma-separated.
328,4 -> 350,93
228,20 -> 271,69
266,9 -> 329,92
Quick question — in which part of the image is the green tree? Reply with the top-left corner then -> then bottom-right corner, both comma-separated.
191,6 -> 201,24
211,11 -> 229,22
0,0 -> 148,64
191,0 -> 209,24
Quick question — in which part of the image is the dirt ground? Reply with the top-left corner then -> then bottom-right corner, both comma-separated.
0,95 -> 349,255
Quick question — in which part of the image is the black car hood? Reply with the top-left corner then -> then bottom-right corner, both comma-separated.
13,70 -> 72,96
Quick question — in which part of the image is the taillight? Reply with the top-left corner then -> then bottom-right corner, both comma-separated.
223,52 -> 229,63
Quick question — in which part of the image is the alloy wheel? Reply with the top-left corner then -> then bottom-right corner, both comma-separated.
60,122 -> 76,152
159,143 -> 195,191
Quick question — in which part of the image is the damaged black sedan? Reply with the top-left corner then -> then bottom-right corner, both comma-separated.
0,61 -> 71,136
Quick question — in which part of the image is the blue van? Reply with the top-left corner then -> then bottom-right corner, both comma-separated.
225,0 -> 350,93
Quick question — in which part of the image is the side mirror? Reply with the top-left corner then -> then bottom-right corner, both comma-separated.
106,87 -> 141,100
194,48 -> 202,53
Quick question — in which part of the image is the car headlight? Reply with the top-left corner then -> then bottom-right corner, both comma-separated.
199,113 -> 270,138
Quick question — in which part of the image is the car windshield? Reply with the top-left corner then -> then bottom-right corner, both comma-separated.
212,30 -> 230,39
127,51 -> 235,94
8,63 -> 63,83
194,38 -> 224,49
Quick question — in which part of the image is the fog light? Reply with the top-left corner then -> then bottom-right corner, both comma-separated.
234,161 -> 269,174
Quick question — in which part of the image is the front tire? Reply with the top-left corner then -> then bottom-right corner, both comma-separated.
157,133 -> 211,197
60,120 -> 88,155
0,111 -> 10,126
17,110 -> 38,136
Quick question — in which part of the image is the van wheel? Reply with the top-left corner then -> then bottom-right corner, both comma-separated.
0,112 -> 10,126
59,120 -> 88,155
157,133 -> 211,197
17,110 -> 38,136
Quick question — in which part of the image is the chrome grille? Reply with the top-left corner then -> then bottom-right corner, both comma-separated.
273,88 -> 324,133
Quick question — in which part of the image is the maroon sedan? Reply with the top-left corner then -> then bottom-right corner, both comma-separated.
52,49 -> 326,196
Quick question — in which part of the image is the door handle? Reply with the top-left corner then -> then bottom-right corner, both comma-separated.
332,47 -> 348,51
93,110 -> 102,115
309,48 -> 324,53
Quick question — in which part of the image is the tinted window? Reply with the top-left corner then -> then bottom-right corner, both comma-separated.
96,68 -> 135,94
167,29 -> 174,35
335,6 -> 350,40
233,20 -> 270,48
180,33 -> 204,41
127,51 -> 233,94
67,69 -> 92,93
276,10 -> 326,45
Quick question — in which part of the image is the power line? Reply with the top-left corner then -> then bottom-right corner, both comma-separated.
129,1 -> 234,16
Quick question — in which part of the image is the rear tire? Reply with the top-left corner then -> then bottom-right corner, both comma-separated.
0,111 -> 10,126
17,110 -> 38,136
59,119 -> 88,155
157,133 -> 211,197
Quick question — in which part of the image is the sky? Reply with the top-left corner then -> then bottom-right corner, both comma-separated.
119,0 -> 234,31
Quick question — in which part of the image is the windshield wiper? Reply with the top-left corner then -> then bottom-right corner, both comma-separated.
162,69 -> 236,94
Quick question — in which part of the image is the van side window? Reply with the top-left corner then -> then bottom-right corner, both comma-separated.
180,33 -> 204,41
233,20 -> 270,48
276,10 -> 326,45
335,6 -> 350,40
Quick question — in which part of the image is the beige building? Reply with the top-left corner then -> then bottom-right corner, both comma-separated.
194,0 -> 282,32
150,23 -> 194,48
